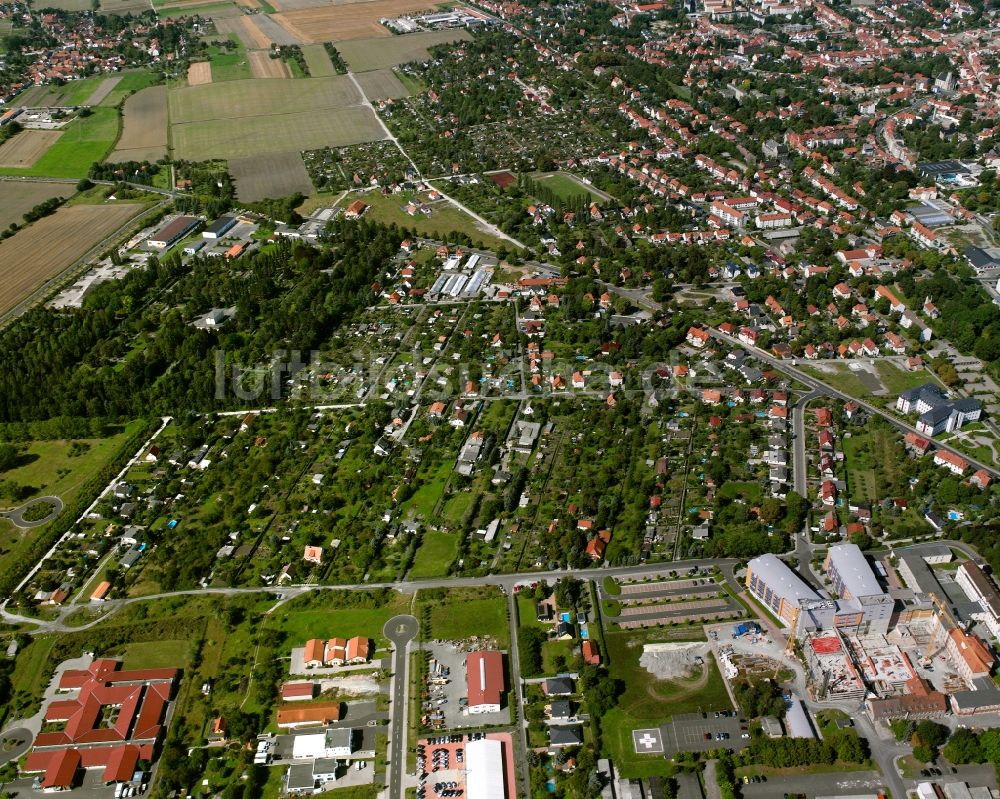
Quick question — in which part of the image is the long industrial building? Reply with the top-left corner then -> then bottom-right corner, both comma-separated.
746,554 -> 819,630
466,737 -> 506,799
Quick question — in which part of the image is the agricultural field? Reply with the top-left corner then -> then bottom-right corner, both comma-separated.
355,68 -> 411,100
248,49 -> 291,78
169,77 -> 385,159
99,0 -> 152,14
170,75 -> 358,121
173,106 -> 383,159
236,15 -> 274,48
301,43 -> 338,76
15,76 -> 110,107
108,85 -> 168,163
336,30 -> 471,72
0,203 -> 144,316
0,106 -> 121,178
187,61 -> 212,85
270,0 -> 446,44
0,130 -> 63,169
230,151 -> 313,201
98,71 -> 163,107
82,76 -> 123,106
0,180 -> 71,230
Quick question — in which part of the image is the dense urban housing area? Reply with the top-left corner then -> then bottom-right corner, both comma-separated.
2,0 -> 1000,796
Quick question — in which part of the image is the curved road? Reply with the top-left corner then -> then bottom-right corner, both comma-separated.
1,496 -> 63,529
383,614 -> 418,799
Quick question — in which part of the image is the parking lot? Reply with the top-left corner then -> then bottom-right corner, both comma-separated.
660,712 -> 750,756
421,642 -> 511,729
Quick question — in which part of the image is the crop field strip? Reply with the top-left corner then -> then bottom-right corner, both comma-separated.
335,29 -> 471,71
99,0 -> 151,13
230,151 -> 313,201
108,86 -> 169,163
354,68 -> 410,100
82,76 -> 123,106
248,50 -> 291,78
270,0 -> 443,43
301,44 -> 338,76
0,204 -> 144,317
0,131 -> 63,168
0,180 -> 71,230
171,106 -> 385,159
169,76 -> 361,121
187,62 -> 213,85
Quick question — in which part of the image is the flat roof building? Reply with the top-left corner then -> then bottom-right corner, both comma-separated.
746,554 -> 818,629
466,737 -> 506,799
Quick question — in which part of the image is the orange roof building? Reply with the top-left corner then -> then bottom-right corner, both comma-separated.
276,701 -> 342,728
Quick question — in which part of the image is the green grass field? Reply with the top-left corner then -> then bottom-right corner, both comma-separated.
875,361 -> 937,395
99,70 -> 162,108
120,639 -> 193,669
336,30 -> 471,73
418,587 -> 509,647
530,171 -> 608,205
272,592 -> 413,649
0,425 -> 143,513
169,76 -> 360,123
301,44 -> 338,77
0,106 -> 119,178
602,631 -> 732,776
350,190 -> 511,251
204,38 -> 253,82
408,530 -> 459,579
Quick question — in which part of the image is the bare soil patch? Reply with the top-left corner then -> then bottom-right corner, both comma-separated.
248,49 -> 291,78
187,61 -> 213,86
231,151 -> 313,201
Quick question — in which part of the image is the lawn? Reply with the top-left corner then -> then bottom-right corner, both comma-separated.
875,361 -> 937,395
401,460 -> 450,519
408,530 -> 459,579
353,189 -> 512,252
417,587 -> 509,647
271,591 -> 413,649
800,364 -> 874,399
716,481 -> 763,503
0,423 -> 144,512
530,171 -> 608,205
120,639 -> 193,669
440,492 -> 474,526
541,639 -> 574,674
841,432 -> 877,503
0,106 -> 120,178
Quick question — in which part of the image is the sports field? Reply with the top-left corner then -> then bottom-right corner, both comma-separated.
0,131 -> 63,168
355,68 -> 410,100
0,204 -> 143,316
336,29 -> 470,71
231,151 -> 313,201
271,0 -> 441,43
0,181 -> 70,230
108,86 -> 168,163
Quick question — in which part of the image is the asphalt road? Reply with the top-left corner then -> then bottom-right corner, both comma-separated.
707,326 -> 1000,479
383,614 -> 418,799
1,496 -> 63,529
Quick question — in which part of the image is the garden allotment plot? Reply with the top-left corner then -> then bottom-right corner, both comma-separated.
168,76 -> 386,160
